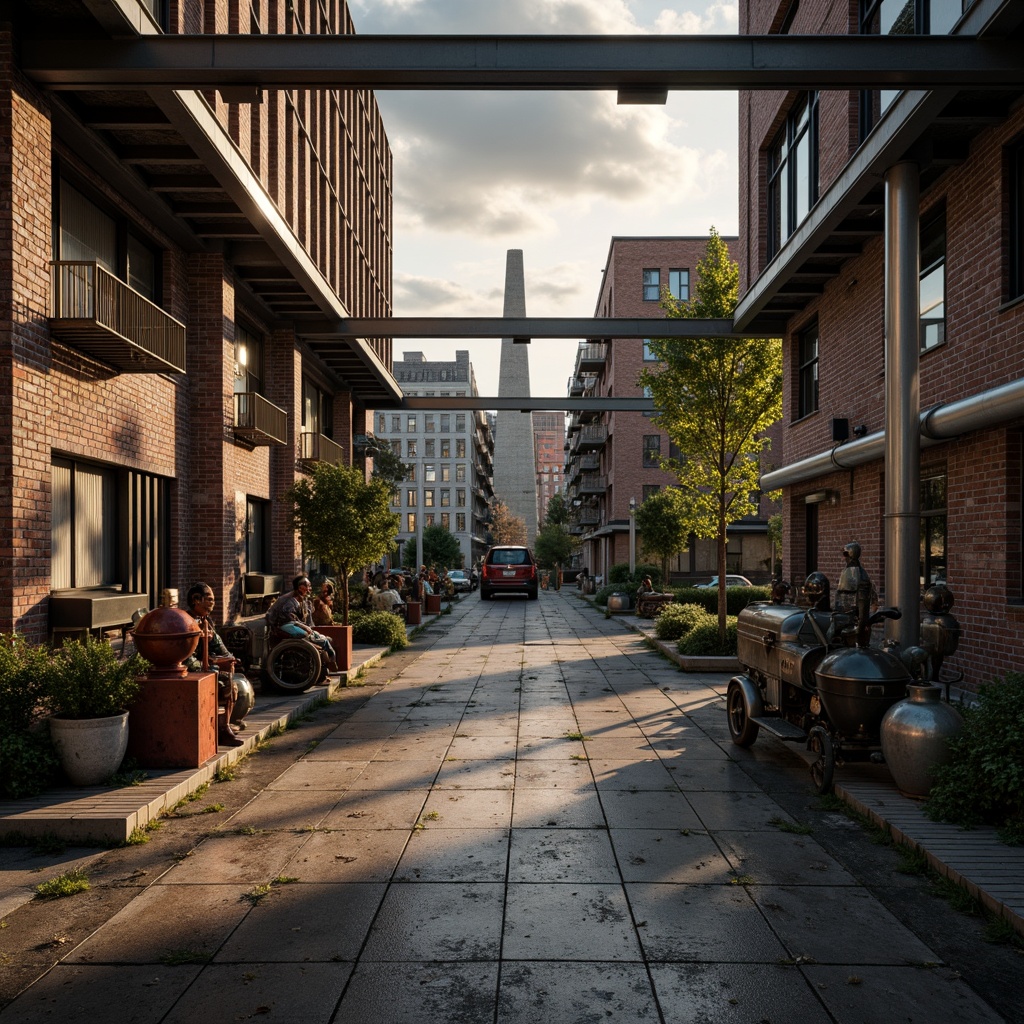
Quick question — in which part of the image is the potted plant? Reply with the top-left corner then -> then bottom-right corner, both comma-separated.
46,637 -> 149,786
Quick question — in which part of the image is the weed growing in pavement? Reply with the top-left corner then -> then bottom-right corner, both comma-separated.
214,764 -> 237,782
242,883 -> 274,906
233,826 -> 264,836
730,874 -> 755,885
569,754 -> 588,761
895,847 -> 931,876
160,949 -> 212,965
770,816 -> 814,836
930,875 -> 980,915
106,760 -> 148,787
35,869 -> 90,899
564,731 -> 592,741
199,803 -> 224,814
983,916 -> 1023,947
273,876 -> 299,885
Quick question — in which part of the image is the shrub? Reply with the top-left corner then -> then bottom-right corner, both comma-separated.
352,611 -> 408,650
678,616 -> 739,657
47,638 -> 148,719
672,586 -> 770,616
924,673 -> 1024,841
594,585 -> 617,607
1,731 -> 61,800
608,563 -> 663,589
608,563 -> 632,585
654,603 -> 710,642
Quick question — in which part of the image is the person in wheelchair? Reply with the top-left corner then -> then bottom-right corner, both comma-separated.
184,583 -> 244,747
265,575 -> 339,674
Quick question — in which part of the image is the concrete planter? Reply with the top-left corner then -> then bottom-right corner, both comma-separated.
317,625 -> 353,671
406,601 -> 422,625
424,593 -> 442,616
50,711 -> 129,786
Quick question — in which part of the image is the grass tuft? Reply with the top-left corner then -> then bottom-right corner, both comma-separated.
35,869 -> 90,899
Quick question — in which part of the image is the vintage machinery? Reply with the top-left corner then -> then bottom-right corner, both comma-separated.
726,549 -> 960,793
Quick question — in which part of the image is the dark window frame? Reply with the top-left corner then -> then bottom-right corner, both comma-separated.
920,206 -> 946,353
642,434 -> 662,468
1010,140 -> 1024,302
642,268 -> 661,301
797,321 -> 819,419
768,92 -> 819,260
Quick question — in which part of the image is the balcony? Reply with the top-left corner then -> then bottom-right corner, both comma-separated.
234,393 -> 288,446
575,342 -> 607,373
577,473 -> 607,495
567,373 -> 598,397
299,432 -> 345,466
50,261 -> 187,374
577,424 -> 609,451
578,507 -> 601,526
578,452 -> 601,472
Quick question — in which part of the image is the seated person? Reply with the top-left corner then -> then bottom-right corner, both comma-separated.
184,583 -> 244,747
265,575 -> 339,674
312,580 -> 335,626
374,582 -> 406,618
636,575 -> 655,601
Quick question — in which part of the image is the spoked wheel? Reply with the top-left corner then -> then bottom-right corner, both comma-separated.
264,639 -> 322,694
726,680 -> 760,747
807,725 -> 835,794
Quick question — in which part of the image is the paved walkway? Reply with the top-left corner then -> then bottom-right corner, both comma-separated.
0,592 -> 1014,1022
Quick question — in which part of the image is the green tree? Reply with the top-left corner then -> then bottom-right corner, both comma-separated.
420,524 -> 463,569
363,434 -> 407,487
534,523 -> 575,589
639,227 -> 782,639
489,500 -> 527,546
286,462 -> 400,624
544,492 -> 571,527
634,487 -> 692,585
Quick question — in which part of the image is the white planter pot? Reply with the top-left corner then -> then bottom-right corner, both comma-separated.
49,712 -> 130,786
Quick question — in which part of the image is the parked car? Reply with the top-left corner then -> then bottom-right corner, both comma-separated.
695,574 -> 753,589
480,545 -> 539,600
447,569 -> 472,593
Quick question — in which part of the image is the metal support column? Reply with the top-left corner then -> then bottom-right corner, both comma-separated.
884,162 -> 920,647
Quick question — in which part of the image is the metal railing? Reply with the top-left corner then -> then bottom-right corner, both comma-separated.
577,424 -> 609,448
575,343 -> 607,369
578,473 -> 607,493
300,431 -> 345,466
51,261 -> 187,373
234,392 -> 288,445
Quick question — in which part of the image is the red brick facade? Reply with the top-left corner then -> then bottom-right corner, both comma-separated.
0,4 -> 393,640
739,0 -> 1024,687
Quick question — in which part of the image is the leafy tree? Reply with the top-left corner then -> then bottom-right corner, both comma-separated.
634,487 -> 692,585
421,525 -> 463,569
639,227 -> 782,639
544,492 -> 571,527
363,434 -> 407,487
286,462 -> 400,625
534,523 -> 575,587
489,500 -> 527,546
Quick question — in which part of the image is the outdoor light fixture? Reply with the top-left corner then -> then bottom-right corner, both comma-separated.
629,496 -> 637,574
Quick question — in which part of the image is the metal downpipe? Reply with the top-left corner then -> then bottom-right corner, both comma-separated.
884,163 -> 920,647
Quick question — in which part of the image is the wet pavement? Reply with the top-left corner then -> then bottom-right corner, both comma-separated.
0,591 -> 1012,1023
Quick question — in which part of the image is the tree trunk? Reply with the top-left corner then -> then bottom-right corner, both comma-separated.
717,516 -> 728,644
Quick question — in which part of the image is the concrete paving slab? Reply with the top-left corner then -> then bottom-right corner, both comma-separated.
157,831 -> 310,885
686,790 -> 796,831
610,828 -> 736,884
715,829 -> 859,886
434,761 -> 517,790
265,760 -> 368,792
510,786 -> 604,829
320,788 -> 428,830
346,760 -> 441,790
598,790 -> 703,831
394,828 -> 510,882
280,828 -> 409,883
512,759 -> 594,789
588,758 -> 679,792
421,789 -> 513,829
508,828 -> 619,883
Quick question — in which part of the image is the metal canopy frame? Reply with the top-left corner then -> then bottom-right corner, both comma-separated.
23,34 -> 1024,91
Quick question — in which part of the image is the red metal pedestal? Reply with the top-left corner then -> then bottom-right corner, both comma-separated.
127,672 -> 218,768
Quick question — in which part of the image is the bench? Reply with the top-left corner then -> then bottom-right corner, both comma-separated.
637,592 -> 674,619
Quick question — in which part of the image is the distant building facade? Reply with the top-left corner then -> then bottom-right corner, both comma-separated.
533,412 -> 566,524
382,351 -> 495,568
566,236 -> 779,582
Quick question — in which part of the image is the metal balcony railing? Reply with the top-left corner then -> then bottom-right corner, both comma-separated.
578,452 -> 601,472
299,432 -> 345,466
577,473 -> 607,494
575,343 -> 607,372
577,424 -> 609,450
50,261 -> 187,374
578,507 -> 601,525
233,392 -> 288,446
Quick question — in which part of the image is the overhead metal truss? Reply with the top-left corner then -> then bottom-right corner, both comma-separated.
402,396 -> 652,412
23,35 -> 1024,91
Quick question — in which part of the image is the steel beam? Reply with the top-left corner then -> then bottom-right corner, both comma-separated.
22,35 -> 1024,91
402,396 -> 654,412
302,317 -> 754,339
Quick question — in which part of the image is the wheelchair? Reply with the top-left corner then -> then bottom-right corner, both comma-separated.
220,623 -> 324,695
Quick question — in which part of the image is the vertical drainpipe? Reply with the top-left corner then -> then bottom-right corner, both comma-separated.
884,162 -> 920,648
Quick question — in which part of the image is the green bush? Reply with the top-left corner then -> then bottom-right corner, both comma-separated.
678,616 -> 739,657
608,563 -> 662,589
924,673 -> 1024,842
654,603 -> 710,641
47,638 -> 148,719
352,611 -> 408,650
672,586 -> 770,616
593,585 -> 617,607
1,731 -> 61,799
608,563 -> 632,585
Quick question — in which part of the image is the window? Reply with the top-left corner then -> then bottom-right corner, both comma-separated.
768,93 -> 819,259
456,464 -> 466,482
424,490 -> 435,508
668,269 -> 689,301
456,414 -> 466,432
302,379 -> 332,437
425,439 -> 436,457
441,489 -> 450,507
407,439 -> 418,458
643,339 -> 658,361
425,414 -> 436,433
1012,140 -> 1024,301
642,484 -> 660,502
233,324 -> 264,395
406,463 -> 417,483
457,513 -> 466,532
921,472 -> 947,586
390,439 -> 402,456
440,439 -> 451,458
378,414 -> 386,433
920,208 -> 946,352
797,322 -> 819,418
406,489 -> 418,507
391,415 -> 402,433
426,514 -> 435,527
440,414 -> 450,432
642,269 -> 661,301
245,498 -> 272,573
391,489 -> 401,507
407,415 -> 417,432
425,464 -> 436,482
441,513 -> 451,530
642,435 -> 661,468
457,488 -> 466,507
456,439 -> 466,458
407,512 -> 416,532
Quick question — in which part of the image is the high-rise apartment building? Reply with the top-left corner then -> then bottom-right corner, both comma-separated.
533,412 -> 566,524
380,352 -> 495,568
1,1 -> 397,639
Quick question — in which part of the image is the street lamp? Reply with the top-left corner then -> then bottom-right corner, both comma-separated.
628,496 -> 637,574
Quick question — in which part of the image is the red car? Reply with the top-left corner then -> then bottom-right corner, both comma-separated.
480,545 -> 539,601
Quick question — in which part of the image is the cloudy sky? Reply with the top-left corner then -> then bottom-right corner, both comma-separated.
348,0 -> 740,397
